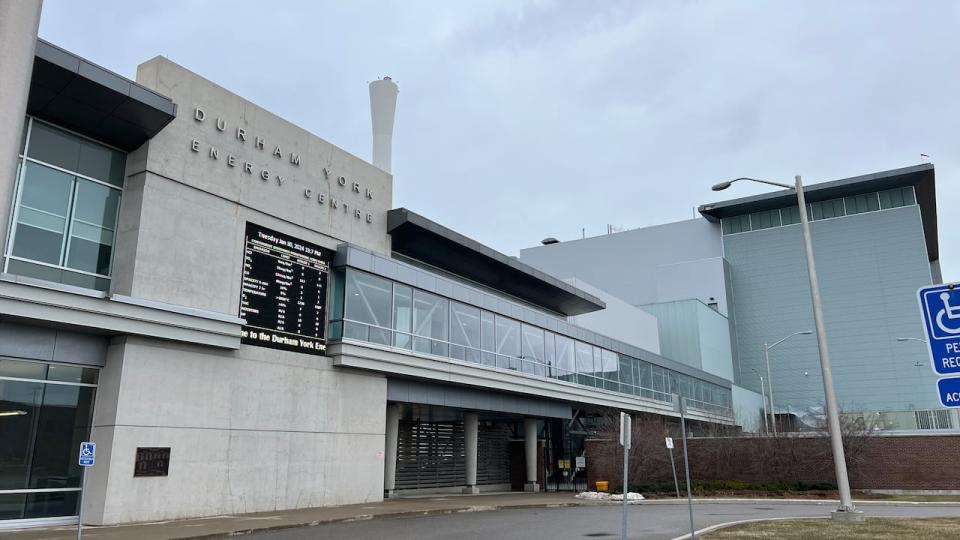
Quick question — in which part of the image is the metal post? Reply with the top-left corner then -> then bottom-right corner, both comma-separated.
764,343 -> 776,435
76,467 -> 86,540
757,373 -> 770,434
668,445 -> 681,498
622,430 -> 628,540
679,397 -> 695,539
795,175 -> 855,515
620,412 -> 630,540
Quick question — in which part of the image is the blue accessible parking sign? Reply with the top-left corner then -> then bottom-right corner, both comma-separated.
918,284 -> 960,375
918,283 -> 960,408
79,441 -> 95,467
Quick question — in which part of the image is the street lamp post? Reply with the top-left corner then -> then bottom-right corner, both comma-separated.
712,175 -> 861,519
764,331 -> 813,436
750,368 -> 770,434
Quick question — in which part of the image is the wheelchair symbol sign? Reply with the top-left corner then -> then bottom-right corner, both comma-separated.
918,284 -> 960,376
79,441 -> 95,467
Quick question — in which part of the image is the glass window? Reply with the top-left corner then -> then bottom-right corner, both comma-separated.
575,341 -> 594,375
450,301 -> 481,363
66,179 -> 119,275
0,372 -> 96,520
392,284 -> 413,349
748,209 -> 781,230
780,205 -> 801,225
618,355 -> 633,392
721,214 -> 750,235
344,270 -> 392,345
543,332 -> 556,378
27,121 -> 125,187
810,198 -> 845,220
879,186 -> 916,209
521,324 -> 545,376
11,162 -> 73,266
843,193 -> 879,215
554,334 -> 575,381
495,315 -> 520,370
7,120 -> 126,292
480,310 -> 496,367
413,290 -> 448,356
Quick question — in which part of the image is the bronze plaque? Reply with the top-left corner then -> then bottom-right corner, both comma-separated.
134,447 -> 170,477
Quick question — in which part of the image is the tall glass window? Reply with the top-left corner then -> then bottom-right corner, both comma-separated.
392,284 -> 413,349
521,324 -> 545,376
575,342 -> 595,386
413,290 -> 448,356
495,315 -> 520,370
450,301 -> 481,363
5,119 -> 125,292
344,269 -> 392,345
0,359 -> 98,521
554,334 -> 575,382
480,311 -> 496,367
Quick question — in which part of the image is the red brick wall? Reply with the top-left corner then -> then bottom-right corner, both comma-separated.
586,434 -> 960,491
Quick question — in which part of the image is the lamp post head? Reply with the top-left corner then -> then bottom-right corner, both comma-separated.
800,331 -> 813,335
711,181 -> 732,191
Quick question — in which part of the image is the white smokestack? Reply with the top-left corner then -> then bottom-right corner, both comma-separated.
369,76 -> 398,173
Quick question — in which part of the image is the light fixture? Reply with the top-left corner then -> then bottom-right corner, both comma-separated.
0,410 -> 27,417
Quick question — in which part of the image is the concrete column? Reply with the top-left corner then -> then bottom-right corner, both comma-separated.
462,412 -> 479,494
0,0 -> 42,249
523,418 -> 539,492
383,403 -> 401,498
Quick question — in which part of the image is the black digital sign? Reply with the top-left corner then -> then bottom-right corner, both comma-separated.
239,222 -> 333,354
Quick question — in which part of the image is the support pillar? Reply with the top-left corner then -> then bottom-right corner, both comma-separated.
462,412 -> 479,494
0,0 -> 42,247
383,403 -> 400,498
523,418 -> 539,492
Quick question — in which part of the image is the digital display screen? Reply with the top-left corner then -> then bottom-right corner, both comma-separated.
239,222 -> 333,354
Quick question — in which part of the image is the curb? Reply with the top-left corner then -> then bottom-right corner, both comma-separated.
639,498 -> 960,507
177,501 -> 594,539
669,516 -> 827,540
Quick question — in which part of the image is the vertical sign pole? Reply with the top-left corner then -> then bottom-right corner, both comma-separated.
679,398 -> 695,539
667,438 -> 680,498
76,441 -> 95,540
76,468 -> 85,540
620,412 -> 631,540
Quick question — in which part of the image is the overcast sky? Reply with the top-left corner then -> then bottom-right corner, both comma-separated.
38,1 -> 958,279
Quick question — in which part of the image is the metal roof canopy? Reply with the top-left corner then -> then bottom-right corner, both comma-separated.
26,39 -> 177,151
698,164 -> 938,261
386,208 -> 606,316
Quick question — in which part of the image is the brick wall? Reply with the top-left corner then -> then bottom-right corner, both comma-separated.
586,434 -> 960,491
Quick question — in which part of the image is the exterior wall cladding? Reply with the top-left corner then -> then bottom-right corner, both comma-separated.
724,204 -> 937,412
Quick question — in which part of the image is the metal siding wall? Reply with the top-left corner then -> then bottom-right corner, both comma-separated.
696,302 -> 735,381
723,205 -> 938,412
639,301 -> 703,370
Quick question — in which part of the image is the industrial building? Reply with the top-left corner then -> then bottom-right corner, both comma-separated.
521,164 -> 943,428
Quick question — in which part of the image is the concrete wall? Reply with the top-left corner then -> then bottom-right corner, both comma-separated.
564,278 -> 661,354
85,336 -> 387,524
519,218 -> 723,310
114,56 -> 393,315
723,205 -> 937,412
76,57 -> 398,524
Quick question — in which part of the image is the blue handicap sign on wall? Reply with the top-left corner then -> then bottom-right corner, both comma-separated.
918,284 -> 960,376
79,441 -> 96,467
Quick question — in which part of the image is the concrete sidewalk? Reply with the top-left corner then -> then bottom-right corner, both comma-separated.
1,493 -> 598,540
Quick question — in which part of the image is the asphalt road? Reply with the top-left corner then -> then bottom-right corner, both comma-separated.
246,501 -> 960,540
